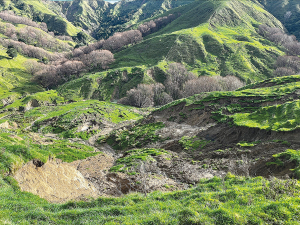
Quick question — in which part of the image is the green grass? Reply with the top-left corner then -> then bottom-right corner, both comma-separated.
179,136 -> 211,151
0,131 -> 99,175
5,90 -> 65,110
0,46 -> 45,106
104,122 -> 166,150
232,100 -> 300,131
271,149 -> 300,178
58,66 -> 152,102
110,148 -> 169,173
237,141 -> 261,147
1,174 -> 300,224
25,100 -> 143,139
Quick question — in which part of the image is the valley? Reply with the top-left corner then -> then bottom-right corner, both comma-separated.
1,0 -> 300,224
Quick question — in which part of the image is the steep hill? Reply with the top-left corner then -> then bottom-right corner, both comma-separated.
56,0 -> 286,103
258,0 -> 300,39
57,0 -> 192,39
0,0 -> 81,36
114,0 -> 283,81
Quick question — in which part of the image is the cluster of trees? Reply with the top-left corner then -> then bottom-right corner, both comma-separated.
0,20 -> 72,52
0,11 -> 47,32
259,25 -> 300,76
273,56 -> 300,77
138,14 -> 178,37
119,63 -> 244,108
0,38 -> 65,60
29,49 -> 115,88
102,30 -> 142,52
73,29 -> 143,55
56,35 -> 73,42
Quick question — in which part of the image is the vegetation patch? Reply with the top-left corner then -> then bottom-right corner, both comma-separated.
271,149 -> 300,178
110,148 -> 169,173
232,100 -> 300,131
104,122 -> 166,150
237,141 -> 261,147
0,132 -> 99,175
29,100 -> 143,139
179,136 -> 211,151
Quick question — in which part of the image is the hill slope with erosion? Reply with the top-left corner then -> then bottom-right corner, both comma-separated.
102,75 -> 300,182
1,0 -> 300,223
2,76 -> 300,224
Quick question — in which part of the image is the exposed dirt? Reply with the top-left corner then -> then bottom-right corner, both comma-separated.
0,121 -> 18,129
14,158 -> 99,203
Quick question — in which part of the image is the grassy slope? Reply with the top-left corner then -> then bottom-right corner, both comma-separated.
112,0 -> 283,83
57,66 -> 154,102
0,46 -> 44,106
0,0 -> 81,36
0,100 -> 144,173
1,174 -> 300,224
56,0 -> 286,103
158,74 -> 300,132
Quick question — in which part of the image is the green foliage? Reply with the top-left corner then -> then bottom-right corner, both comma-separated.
42,57 -> 49,64
110,148 -> 169,173
179,136 -> 211,151
58,66 -> 150,102
105,122 -> 166,150
237,141 -> 261,147
6,46 -> 17,59
232,100 -> 300,131
272,149 -> 300,178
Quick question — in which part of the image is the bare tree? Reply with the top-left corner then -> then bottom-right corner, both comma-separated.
118,84 -> 154,108
103,30 -> 142,52
164,63 -> 196,100
275,56 -> 300,72
273,67 -> 296,77
23,60 -> 43,75
83,50 -> 115,69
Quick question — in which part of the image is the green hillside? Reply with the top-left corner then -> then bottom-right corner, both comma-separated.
58,0 -> 192,39
0,0 -> 81,36
56,0 -> 286,102
113,0 -> 283,82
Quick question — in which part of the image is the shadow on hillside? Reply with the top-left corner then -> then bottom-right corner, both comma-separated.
11,82 -> 44,95
0,56 -> 9,60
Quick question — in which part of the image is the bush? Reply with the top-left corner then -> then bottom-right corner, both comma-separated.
6,45 -> 17,58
